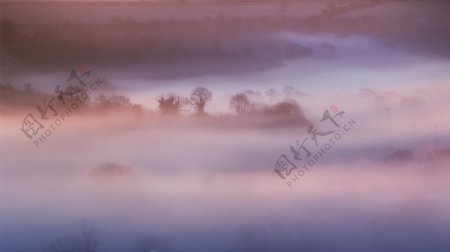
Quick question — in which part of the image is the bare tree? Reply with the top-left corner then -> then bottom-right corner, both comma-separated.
80,224 -> 99,252
190,86 -> 212,115
230,93 -> 250,115
47,224 -> 98,252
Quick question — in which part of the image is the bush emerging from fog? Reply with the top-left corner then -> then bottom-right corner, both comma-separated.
384,149 -> 415,163
267,100 -> 304,117
248,99 -> 307,119
133,232 -> 174,252
90,162 -> 133,178
427,148 -> 450,162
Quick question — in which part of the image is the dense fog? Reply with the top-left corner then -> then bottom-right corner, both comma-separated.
1,1 -> 449,252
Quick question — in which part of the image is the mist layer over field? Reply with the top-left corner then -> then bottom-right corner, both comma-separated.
1,113 -> 450,252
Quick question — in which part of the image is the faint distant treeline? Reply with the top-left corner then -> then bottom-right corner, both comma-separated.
0,16 -> 312,69
2,5 -> 448,69
0,82 -> 146,116
384,148 -> 450,165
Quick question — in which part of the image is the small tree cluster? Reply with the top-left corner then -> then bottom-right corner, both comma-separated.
158,94 -> 186,115
158,86 -> 213,116
229,92 -> 305,118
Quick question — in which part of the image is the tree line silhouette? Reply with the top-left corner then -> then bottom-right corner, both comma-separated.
1,82 -> 309,124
